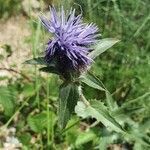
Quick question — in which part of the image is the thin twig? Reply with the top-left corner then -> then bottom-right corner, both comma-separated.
0,67 -> 32,82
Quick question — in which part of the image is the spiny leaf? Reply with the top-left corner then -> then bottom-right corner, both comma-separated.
80,72 -> 117,110
88,38 -> 120,59
105,91 -> 118,111
75,100 -> 124,133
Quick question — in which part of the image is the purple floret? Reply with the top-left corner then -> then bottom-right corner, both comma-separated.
40,6 -> 99,72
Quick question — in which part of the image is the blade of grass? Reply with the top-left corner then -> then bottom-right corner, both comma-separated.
47,75 -> 50,147
4,97 -> 30,128
133,14 -> 150,37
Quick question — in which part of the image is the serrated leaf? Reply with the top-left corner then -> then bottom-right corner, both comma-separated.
80,72 -> 117,110
88,38 -> 120,59
58,83 -> 80,129
27,111 -> 56,133
24,57 -> 47,65
80,72 -> 105,91
27,112 -> 47,133
91,100 -> 124,132
75,100 -> 124,133
19,133 -> 31,145
0,86 -> 16,116
74,101 -> 88,118
105,91 -> 118,111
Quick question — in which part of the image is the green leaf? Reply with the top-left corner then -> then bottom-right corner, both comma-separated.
98,134 -> 118,150
24,57 -> 47,65
39,66 -> 60,75
22,83 -> 36,97
126,127 -> 150,147
58,83 -> 80,129
27,111 -> 56,133
27,112 -> 47,133
105,91 -> 118,111
0,86 -> 16,116
134,143 -> 144,150
139,119 -> 150,132
25,57 -> 60,75
75,100 -> 124,133
80,72 -> 105,91
19,133 -> 32,145
80,72 -> 117,110
88,38 -> 120,59
75,131 -> 96,147
98,137 -> 108,150
65,117 -> 80,144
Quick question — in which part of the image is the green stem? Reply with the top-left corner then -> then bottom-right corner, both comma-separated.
61,119 -> 81,134
50,111 -> 54,146
4,97 -> 30,128
87,0 -> 92,21
78,86 -> 90,106
35,67 -> 40,108
47,75 -> 50,147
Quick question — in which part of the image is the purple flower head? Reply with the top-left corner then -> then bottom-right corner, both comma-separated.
40,6 -> 99,73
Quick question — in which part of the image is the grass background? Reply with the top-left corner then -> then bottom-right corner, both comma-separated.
0,0 -> 150,149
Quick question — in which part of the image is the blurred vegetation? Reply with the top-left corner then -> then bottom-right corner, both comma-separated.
0,0 -> 21,19
0,0 -> 150,149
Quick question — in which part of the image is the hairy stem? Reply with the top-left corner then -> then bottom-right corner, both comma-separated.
78,86 -> 90,106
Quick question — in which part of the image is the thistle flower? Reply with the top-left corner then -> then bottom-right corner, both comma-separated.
40,6 -> 99,74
